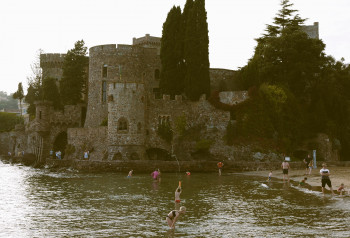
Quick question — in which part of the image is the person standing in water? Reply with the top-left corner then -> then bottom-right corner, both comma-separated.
217,161 -> 224,176
166,206 -> 186,229
175,183 -> 182,209
151,169 -> 160,180
304,154 -> 311,175
320,163 -> 335,196
281,160 -> 290,182
267,170 -> 272,181
127,170 -> 133,178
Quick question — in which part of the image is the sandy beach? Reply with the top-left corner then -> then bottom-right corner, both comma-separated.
243,166 -> 350,194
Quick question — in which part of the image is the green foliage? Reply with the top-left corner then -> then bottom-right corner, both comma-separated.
13,83 -> 24,116
42,77 -> 61,109
25,84 -> 39,116
160,6 -> 184,97
157,121 -> 173,143
25,49 -> 45,116
0,112 -> 23,132
160,0 -> 210,101
195,139 -> 213,152
233,1 -> 350,159
60,40 -> 88,105
259,84 -> 287,113
174,114 -> 187,136
184,0 -> 210,101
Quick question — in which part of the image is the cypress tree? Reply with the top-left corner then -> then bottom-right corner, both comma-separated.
160,6 -> 183,97
184,0 -> 210,101
42,77 -> 61,109
60,40 -> 88,105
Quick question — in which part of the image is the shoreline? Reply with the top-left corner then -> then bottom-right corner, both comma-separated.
241,166 -> 349,195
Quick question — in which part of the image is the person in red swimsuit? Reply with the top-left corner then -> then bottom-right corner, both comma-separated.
217,162 -> 224,175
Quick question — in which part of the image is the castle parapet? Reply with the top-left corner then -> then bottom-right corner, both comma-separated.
133,34 -> 161,49
301,22 -> 319,39
40,53 -> 66,68
89,44 -> 117,55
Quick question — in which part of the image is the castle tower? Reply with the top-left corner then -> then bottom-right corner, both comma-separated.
107,82 -> 146,160
84,35 -> 161,128
40,53 -> 66,84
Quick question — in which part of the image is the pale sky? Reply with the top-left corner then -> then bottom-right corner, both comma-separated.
1,0 -> 349,94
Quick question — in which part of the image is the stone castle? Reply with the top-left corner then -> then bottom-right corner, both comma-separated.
2,22 -> 328,164
5,34 -> 246,163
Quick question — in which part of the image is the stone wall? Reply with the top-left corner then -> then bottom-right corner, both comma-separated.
148,95 -> 231,159
219,91 -> 249,105
210,68 -> 237,91
85,42 -> 160,128
67,127 -> 107,161
301,22 -> 319,39
40,53 -> 66,83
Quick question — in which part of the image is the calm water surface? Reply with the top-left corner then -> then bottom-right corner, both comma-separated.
0,160 -> 349,238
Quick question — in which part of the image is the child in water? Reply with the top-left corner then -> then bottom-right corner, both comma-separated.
299,177 -> 307,186
267,171 -> 272,181
127,170 -> 133,178
337,183 -> 348,196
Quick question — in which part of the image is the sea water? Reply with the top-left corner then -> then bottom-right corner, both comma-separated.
0,160 -> 349,237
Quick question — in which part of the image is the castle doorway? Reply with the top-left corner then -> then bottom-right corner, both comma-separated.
53,132 -> 67,158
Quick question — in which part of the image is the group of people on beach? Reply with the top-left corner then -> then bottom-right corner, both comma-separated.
275,154 -> 348,196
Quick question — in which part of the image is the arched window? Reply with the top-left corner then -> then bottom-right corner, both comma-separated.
154,69 -> 160,80
118,118 -> 128,132
102,64 -> 108,78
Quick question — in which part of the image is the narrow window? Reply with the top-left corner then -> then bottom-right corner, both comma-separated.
154,69 -> 160,80
118,118 -> 128,132
102,81 -> 107,103
102,64 -> 108,78
137,122 -> 142,134
39,111 -> 42,119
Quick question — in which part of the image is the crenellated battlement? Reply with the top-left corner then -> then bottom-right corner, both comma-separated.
40,53 -> 66,68
133,34 -> 161,49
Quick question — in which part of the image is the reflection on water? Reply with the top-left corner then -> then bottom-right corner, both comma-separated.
0,160 -> 349,237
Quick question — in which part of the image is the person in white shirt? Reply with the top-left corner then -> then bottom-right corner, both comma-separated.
319,163 -> 335,196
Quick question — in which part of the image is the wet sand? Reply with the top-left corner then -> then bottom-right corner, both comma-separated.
242,166 -> 350,194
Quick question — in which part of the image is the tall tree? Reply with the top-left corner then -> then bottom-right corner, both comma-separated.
12,82 -> 24,116
184,0 -> 210,101
42,77 -> 61,109
60,40 -> 88,105
160,6 -> 184,97
25,49 -> 44,116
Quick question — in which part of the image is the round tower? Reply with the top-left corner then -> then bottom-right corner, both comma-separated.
108,82 -> 146,160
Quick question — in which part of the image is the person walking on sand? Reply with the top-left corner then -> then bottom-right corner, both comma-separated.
166,206 -> 186,229
320,163 -> 335,196
281,160 -> 290,182
217,161 -> 224,176
304,154 -> 311,175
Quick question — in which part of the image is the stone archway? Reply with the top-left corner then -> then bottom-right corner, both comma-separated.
53,131 -> 67,158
